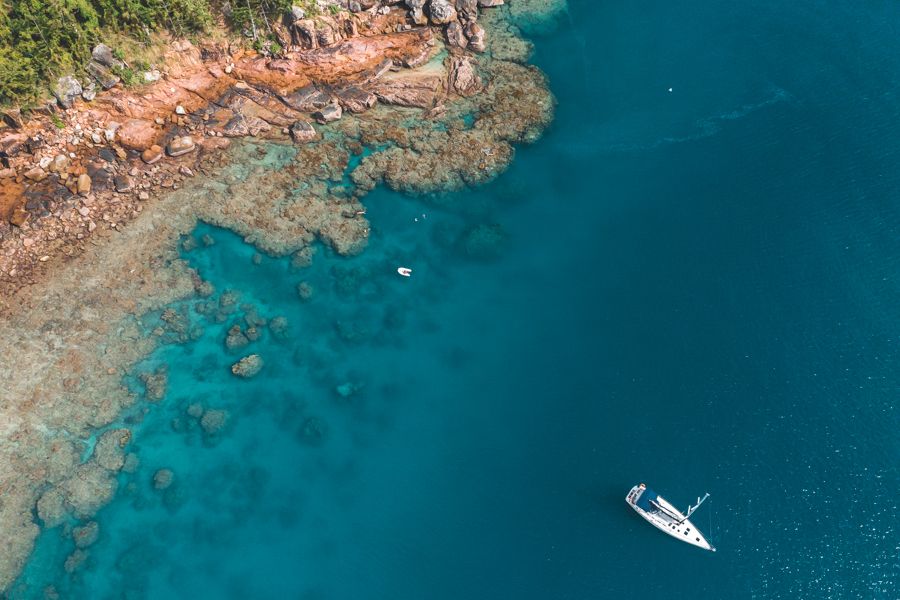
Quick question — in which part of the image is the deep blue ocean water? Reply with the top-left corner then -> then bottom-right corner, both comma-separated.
11,0 -> 900,598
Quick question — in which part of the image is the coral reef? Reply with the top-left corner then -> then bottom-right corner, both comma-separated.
0,0 -> 563,591
232,354 -> 264,378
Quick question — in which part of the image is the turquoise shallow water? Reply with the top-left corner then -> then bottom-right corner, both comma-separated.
12,0 -> 900,597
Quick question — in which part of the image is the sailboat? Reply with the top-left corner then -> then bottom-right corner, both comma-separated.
625,483 -> 716,552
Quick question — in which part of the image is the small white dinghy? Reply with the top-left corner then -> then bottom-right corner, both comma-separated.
625,483 -> 716,552
397,267 -> 412,277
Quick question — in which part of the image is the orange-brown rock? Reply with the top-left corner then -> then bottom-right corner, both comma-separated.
117,119 -> 161,152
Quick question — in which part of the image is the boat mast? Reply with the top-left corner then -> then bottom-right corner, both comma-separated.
680,493 -> 710,523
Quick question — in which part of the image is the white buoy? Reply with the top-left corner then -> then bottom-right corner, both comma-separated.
668,87 -> 673,92
397,267 -> 412,277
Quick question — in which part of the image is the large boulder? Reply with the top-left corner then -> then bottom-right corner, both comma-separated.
348,0 -> 378,10
428,0 -> 457,24
289,120 -> 317,143
446,21 -> 468,48
91,44 -> 125,69
52,76 -> 83,109
313,104 -> 343,124
456,0 -> 479,19
166,136 -> 195,157
222,114 -> 272,137
334,86 -> 377,113
449,56 -> 482,97
465,22 -> 487,52
279,85 -> 332,112
86,61 -> 120,90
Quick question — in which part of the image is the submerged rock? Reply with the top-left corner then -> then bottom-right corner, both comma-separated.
291,246 -> 316,269
200,408 -> 230,435
297,281 -> 314,301
461,223 -> 507,259
36,487 -> 67,528
61,463 -> 118,518
92,428 -> 131,471
225,324 -> 250,350
231,354 -> 264,378
140,366 -> 168,401
153,468 -> 174,490
122,453 -> 140,474
297,416 -> 328,446
72,521 -> 100,549
64,549 -> 88,574
269,316 -> 290,339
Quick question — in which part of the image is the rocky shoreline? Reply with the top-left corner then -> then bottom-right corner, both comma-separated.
0,0 -> 563,593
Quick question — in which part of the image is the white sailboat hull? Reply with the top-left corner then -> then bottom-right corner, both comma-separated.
625,484 -> 716,552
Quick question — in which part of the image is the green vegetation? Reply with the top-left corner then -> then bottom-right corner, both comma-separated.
0,0 -> 307,106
